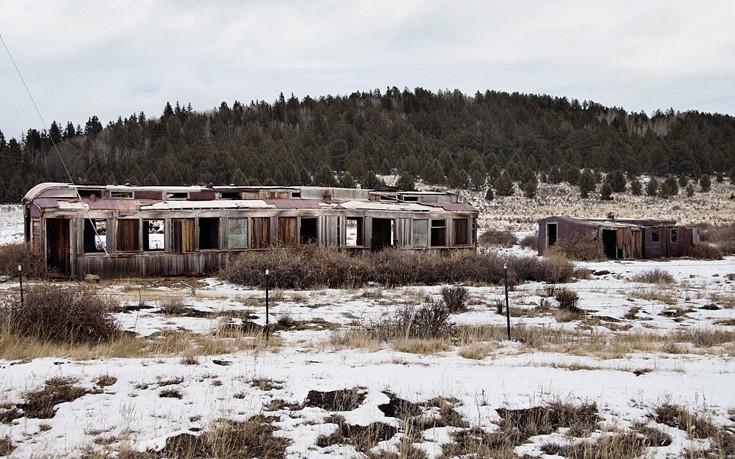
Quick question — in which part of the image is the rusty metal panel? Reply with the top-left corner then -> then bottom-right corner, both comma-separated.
134,190 -> 163,200
189,190 -> 216,201
278,217 -> 298,247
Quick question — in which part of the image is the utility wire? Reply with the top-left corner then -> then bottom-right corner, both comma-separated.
1,33 -> 109,255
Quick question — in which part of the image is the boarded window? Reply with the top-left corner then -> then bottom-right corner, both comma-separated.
278,217 -> 298,247
346,217 -> 364,246
453,218 -> 469,246
143,219 -> 164,251
83,219 -> 107,253
116,219 -> 140,252
228,218 -> 248,249
413,219 -> 428,247
252,217 -> 271,248
199,217 -> 220,250
173,218 -> 195,253
651,229 -> 660,242
300,217 -> 318,244
431,219 -> 446,247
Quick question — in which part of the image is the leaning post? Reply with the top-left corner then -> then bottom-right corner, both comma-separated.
18,264 -> 24,310
265,269 -> 270,340
504,264 -> 510,340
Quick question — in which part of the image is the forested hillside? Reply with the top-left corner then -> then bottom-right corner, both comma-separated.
1,88 -> 734,202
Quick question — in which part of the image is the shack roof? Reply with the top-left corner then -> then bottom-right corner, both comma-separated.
538,215 -> 678,228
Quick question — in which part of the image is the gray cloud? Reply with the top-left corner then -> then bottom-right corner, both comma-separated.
2,0 -> 733,139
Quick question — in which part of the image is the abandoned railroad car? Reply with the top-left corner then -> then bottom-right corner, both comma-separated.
538,215 -> 699,259
22,183 -> 478,279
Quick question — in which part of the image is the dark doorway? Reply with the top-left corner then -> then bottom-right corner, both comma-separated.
46,218 -> 71,275
372,218 -> 393,251
547,223 -> 558,247
300,217 -> 318,244
602,229 -> 617,259
199,218 -> 220,250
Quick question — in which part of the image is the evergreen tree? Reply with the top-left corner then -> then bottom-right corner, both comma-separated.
659,176 -> 679,198
395,173 -> 415,191
521,175 -> 538,198
600,181 -> 613,200
686,183 -> 695,197
699,174 -> 711,192
485,187 -> 494,201
493,170 -> 514,196
631,178 -> 643,196
678,175 -> 688,187
646,178 -> 659,197
606,170 -> 626,192
579,170 -> 596,199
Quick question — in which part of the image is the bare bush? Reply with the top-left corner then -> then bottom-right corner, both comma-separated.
0,285 -> 121,344
519,232 -> 539,251
440,285 -> 468,313
0,242 -> 45,278
684,243 -> 723,260
555,288 -> 580,311
478,230 -> 517,248
631,269 -> 675,284
699,223 -> 735,255
22,377 -> 91,418
546,233 -> 606,261
223,247 -> 577,288
367,303 -> 454,341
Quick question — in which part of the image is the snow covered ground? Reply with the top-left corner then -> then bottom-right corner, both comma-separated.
1,205 -> 734,458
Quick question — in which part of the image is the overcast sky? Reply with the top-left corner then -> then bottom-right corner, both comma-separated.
1,0 -> 734,139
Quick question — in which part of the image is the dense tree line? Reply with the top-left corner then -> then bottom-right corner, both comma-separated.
1,88 -> 734,202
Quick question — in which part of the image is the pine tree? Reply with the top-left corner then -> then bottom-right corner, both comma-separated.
521,175 -> 538,198
659,176 -> 679,198
600,181 -> 613,200
494,171 -> 514,196
606,170 -> 626,192
395,173 -> 415,191
686,183 -> 695,197
699,174 -> 711,192
579,170 -> 596,199
631,179 -> 643,196
485,187 -> 494,201
646,178 -> 659,197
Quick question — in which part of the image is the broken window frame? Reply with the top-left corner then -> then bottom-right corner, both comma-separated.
430,219 -> 447,247
670,229 -> 678,243
143,219 -> 165,251
198,217 -> 220,250
651,229 -> 660,242
345,217 -> 364,246
83,218 -> 107,253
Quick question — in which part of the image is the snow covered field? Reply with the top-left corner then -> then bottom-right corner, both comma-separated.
1,204 -> 734,458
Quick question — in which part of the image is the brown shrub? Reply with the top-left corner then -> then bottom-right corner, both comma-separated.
519,232 -> 539,251
546,233 -> 606,261
0,242 -> 45,278
555,287 -> 580,311
1,285 -> 121,344
631,268 -> 675,284
699,223 -> 735,255
22,377 -> 91,418
440,285 -> 468,313
0,436 -> 14,456
478,230 -> 517,248
684,243 -> 723,260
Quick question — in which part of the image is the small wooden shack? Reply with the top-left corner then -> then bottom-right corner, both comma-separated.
537,215 -> 699,259
23,183 -> 478,279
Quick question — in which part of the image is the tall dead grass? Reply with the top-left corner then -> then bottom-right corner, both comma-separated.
0,242 -> 45,278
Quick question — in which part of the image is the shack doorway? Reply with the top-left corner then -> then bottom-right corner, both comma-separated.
300,217 -> 318,244
602,229 -> 617,259
46,218 -> 71,275
372,218 -> 394,252
547,223 -> 558,248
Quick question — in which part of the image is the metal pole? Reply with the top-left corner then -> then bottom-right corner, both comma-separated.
504,264 -> 510,340
265,269 -> 270,340
18,264 -> 24,310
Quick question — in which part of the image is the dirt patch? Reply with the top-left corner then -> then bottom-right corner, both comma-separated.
316,415 -> 397,453
304,387 -> 367,411
20,377 -> 95,419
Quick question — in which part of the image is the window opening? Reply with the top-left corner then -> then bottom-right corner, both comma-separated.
651,229 -> 660,242
143,219 -> 164,251
670,229 -> 678,242
346,217 -> 364,246
83,219 -> 107,253
431,219 -> 446,246
547,223 -> 558,247
371,218 -> 394,251
300,217 -> 318,244
199,217 -> 220,250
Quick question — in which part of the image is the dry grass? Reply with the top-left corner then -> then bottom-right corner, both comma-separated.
458,342 -> 497,360
545,233 -> 606,261
0,242 -> 45,278
477,229 -> 517,248
631,268 -> 675,284
21,377 -> 93,418
391,338 -> 451,355
628,288 -> 677,305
